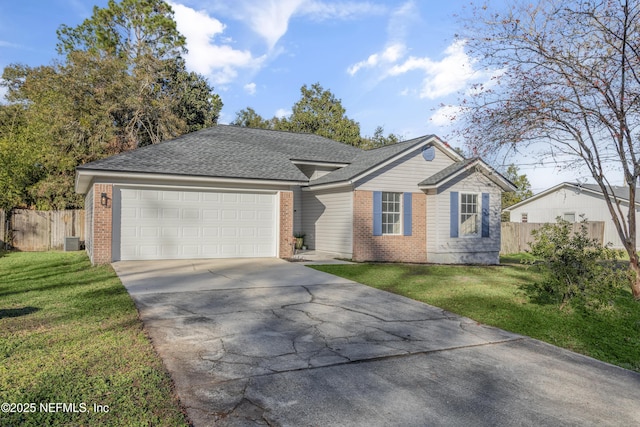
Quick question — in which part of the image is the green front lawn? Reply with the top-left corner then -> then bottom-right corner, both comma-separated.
0,252 -> 189,427
310,259 -> 640,372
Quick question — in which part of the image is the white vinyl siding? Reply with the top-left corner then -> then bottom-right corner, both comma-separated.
114,187 -> 277,260
427,172 -> 502,264
507,186 -> 640,249
302,188 -> 353,257
355,146 -> 456,192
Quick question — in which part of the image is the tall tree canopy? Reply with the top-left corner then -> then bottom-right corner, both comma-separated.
458,0 -> 640,298
232,83 -> 400,148
278,83 -> 362,145
501,164 -> 533,221
0,0 -> 221,210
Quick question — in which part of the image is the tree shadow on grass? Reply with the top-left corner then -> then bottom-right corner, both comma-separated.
0,306 -> 40,319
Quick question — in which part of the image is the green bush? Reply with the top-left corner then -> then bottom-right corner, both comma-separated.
524,218 -> 630,311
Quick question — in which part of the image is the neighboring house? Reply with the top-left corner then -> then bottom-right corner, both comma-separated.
504,182 -> 640,249
75,125 -> 515,265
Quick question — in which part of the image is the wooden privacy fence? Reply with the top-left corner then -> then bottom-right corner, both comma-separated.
1,209 -> 85,251
500,221 -> 605,254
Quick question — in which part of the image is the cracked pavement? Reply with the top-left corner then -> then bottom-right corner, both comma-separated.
114,258 -> 640,427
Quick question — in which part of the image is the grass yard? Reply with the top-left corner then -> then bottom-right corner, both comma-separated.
0,251 -> 189,427
311,258 -> 640,373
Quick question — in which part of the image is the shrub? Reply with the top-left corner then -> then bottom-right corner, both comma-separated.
523,218 -> 630,311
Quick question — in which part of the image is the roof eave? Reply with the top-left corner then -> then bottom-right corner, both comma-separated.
419,159 -> 516,192
344,136 -> 441,185
75,169 -> 308,194
503,182 -> 640,212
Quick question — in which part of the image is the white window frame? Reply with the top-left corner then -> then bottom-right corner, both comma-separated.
381,192 -> 402,235
563,212 -> 576,223
521,213 -> 528,223
459,192 -> 480,237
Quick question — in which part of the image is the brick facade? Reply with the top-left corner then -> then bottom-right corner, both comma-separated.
353,190 -> 427,263
279,191 -> 294,258
91,183 -> 113,265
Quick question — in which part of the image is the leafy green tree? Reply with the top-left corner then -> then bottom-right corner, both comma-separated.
55,0 -> 220,148
360,126 -> 402,149
57,0 -> 185,60
0,0 -> 222,210
231,107 -> 273,129
0,105 -> 46,211
458,0 -> 640,298
278,83 -> 361,145
524,218 -> 630,311
233,83 -> 378,147
501,164 -> 533,221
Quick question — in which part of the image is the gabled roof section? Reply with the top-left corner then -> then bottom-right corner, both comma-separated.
503,182 -> 640,212
419,157 -> 516,192
76,125 -> 362,187
307,135 -> 462,188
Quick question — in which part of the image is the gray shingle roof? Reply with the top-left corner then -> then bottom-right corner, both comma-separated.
78,125 -> 362,182
578,183 -> 635,201
309,135 -> 435,186
418,157 -> 479,186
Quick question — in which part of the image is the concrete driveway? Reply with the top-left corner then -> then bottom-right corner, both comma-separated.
113,258 -> 640,427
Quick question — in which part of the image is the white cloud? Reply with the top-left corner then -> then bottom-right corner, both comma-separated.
347,43 -> 405,76
244,0 -> 305,50
299,1 -> 386,21
430,105 -> 465,127
244,82 -> 257,95
350,38 -> 485,100
387,40 -> 480,99
347,1 -> 414,76
275,108 -> 292,118
170,2 -> 265,84
0,40 -> 19,48
204,0 -> 385,50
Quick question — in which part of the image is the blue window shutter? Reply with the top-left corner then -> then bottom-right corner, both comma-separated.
373,191 -> 382,236
482,192 -> 490,237
450,192 -> 459,238
403,193 -> 412,236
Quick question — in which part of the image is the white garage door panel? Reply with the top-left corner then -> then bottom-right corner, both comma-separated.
119,188 -> 276,260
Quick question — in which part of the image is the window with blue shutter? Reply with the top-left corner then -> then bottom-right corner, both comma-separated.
403,192 -> 412,236
373,191 -> 382,236
451,192 -> 489,238
450,192 -> 459,238
481,192 -> 490,237
372,191 -> 412,236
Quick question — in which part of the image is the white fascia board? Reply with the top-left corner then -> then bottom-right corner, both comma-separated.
347,137 -> 436,184
503,183 -> 571,212
504,182 -> 639,212
302,136 -> 464,191
430,136 -> 466,162
290,160 -> 350,168
419,160 -> 516,192
75,169 -> 307,194
301,181 -> 353,192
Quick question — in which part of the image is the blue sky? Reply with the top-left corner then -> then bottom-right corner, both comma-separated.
0,0 -> 597,192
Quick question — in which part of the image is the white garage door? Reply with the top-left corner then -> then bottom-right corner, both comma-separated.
117,188 -> 277,260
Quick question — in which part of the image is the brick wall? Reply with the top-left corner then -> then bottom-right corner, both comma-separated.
353,190 -> 427,263
91,184 -> 113,265
279,191 -> 294,258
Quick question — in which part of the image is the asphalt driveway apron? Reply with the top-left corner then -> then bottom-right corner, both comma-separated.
113,259 -> 640,427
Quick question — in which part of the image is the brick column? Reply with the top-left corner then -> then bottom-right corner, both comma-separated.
92,184 -> 113,264
278,191 -> 294,258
